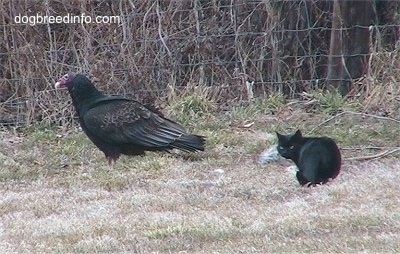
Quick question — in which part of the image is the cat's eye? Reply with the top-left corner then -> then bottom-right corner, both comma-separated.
289,145 -> 294,149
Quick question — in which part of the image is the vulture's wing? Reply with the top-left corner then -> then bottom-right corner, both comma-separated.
83,99 -> 188,148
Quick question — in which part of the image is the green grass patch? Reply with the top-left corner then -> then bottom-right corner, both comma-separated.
308,90 -> 361,114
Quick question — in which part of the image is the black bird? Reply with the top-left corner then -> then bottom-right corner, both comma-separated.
55,72 -> 205,165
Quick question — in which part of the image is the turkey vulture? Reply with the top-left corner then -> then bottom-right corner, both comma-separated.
54,72 -> 205,165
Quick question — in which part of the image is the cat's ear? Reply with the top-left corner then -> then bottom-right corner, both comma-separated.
294,129 -> 302,138
276,131 -> 283,140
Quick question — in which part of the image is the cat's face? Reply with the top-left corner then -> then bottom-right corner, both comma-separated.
276,130 -> 303,159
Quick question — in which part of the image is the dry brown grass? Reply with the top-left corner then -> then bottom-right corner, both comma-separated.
1,0 -> 281,126
0,106 -> 399,253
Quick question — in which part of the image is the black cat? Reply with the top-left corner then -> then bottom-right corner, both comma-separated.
276,129 -> 341,186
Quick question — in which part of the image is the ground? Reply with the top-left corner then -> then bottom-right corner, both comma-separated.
0,100 -> 399,253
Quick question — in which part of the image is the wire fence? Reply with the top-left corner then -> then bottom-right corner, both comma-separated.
0,0 -> 399,127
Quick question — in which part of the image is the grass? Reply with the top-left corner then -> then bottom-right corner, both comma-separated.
0,96 -> 400,253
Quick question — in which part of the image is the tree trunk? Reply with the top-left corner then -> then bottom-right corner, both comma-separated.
326,0 -> 344,92
327,0 -> 375,95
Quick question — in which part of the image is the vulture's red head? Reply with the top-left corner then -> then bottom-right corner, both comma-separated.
54,72 -> 103,111
54,72 -> 77,89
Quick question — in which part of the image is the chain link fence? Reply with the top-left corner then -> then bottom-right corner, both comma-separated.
0,0 -> 399,127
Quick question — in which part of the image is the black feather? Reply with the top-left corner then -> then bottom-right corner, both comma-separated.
55,73 -> 206,165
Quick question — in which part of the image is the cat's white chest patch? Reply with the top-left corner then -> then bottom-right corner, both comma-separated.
285,165 -> 298,175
